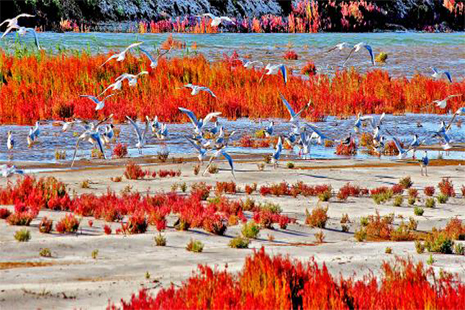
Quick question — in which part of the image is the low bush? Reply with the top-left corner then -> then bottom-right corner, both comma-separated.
305,206 -> 328,228
186,239 -> 204,253
229,236 -> 250,249
14,228 -> 31,242
241,222 -> 260,239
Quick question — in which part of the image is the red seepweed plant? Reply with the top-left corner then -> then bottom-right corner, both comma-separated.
109,247 -> 465,309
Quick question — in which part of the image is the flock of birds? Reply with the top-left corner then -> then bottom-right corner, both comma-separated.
1,13 -> 464,178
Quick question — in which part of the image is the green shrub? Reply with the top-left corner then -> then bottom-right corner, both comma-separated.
241,222 -> 260,239
385,247 -> 392,254
154,233 -> 167,246
425,231 -> 454,254
14,228 -> 31,242
408,197 -> 416,206
360,217 -> 369,227
425,197 -> 436,208
437,194 -> 449,204
318,190 -> 332,202
393,195 -> 403,207
427,254 -> 435,265
455,243 -> 464,255
354,228 -> 367,242
286,162 -> 295,169
39,248 -> 52,257
414,206 -> 424,216
399,176 -> 413,189
415,240 -> 425,254
186,239 -> 204,253
229,236 -> 250,249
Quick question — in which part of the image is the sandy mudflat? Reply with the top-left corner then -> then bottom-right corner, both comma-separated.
1,157 -> 465,309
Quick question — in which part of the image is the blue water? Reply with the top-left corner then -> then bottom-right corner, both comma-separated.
1,32 -> 464,78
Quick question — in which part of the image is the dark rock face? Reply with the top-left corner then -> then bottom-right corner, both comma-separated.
0,0 -> 463,31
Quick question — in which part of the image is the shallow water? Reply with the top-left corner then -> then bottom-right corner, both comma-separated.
1,114 -> 464,164
1,32 -> 464,78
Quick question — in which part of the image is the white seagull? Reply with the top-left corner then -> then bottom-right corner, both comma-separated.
343,42 -> 375,66
431,67 -> 453,83
1,164 -> 24,178
139,48 -> 171,69
71,129 -> 106,167
187,137 -> 207,163
126,116 -> 150,154
280,93 -> 311,123
100,42 -> 143,67
7,131 -> 14,150
240,59 -> 263,69
271,136 -> 283,168
178,107 -> 221,135
433,94 -> 461,109
326,42 -> 349,53
1,13 -> 35,37
203,146 -> 235,178
260,63 -> 287,84
392,137 -> 410,159
202,13 -> 235,27
183,84 -> 217,98
80,93 -> 118,111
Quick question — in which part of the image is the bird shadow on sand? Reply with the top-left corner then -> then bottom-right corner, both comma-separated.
296,173 -> 352,183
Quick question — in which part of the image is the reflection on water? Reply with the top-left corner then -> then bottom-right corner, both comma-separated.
1,114 -> 464,163
0,32 -> 464,78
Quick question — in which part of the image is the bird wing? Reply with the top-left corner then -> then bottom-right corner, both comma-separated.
220,17 -> 234,22
378,112 -> 386,126
307,123 -> 328,140
102,92 -> 117,102
443,71 -> 452,83
92,133 -> 106,159
178,107 -> 199,127
278,64 -> 287,84
126,116 -> 142,140
325,45 -> 338,53
203,112 -> 222,126
184,84 -> 194,89
279,93 -> 296,118
0,19 -> 11,27
431,67 -> 439,74
187,137 -> 202,151
17,14 -> 35,19
137,71 -> 149,77
142,118 -> 150,140
94,114 -> 114,129
202,13 -> 216,19
364,45 -> 375,65
71,137 -> 83,167
343,47 -> 356,66
98,83 -> 117,97
139,48 -> 156,63
392,137 -> 404,153
1,25 -> 18,38
24,27 -> 41,49
115,73 -> 131,81
123,42 -> 143,53
221,150 -> 235,178
100,54 -> 118,67
200,87 -> 217,98
80,95 -> 100,104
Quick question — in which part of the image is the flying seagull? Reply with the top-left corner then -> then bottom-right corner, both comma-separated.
139,47 -> 171,69
1,13 -> 35,38
80,93 -> 118,111
202,13 -> 235,27
183,84 -> 217,98
178,107 -> 221,135
279,93 -> 311,123
343,42 -> 374,66
100,42 -> 143,67
431,67 -> 452,83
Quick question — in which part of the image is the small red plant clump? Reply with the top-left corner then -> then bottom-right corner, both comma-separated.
104,224 -> 112,235
438,178 -> 455,197
408,188 -> 419,198
202,210 -> 227,235
335,140 -> 357,155
337,183 -> 362,200
391,184 -> 404,195
111,247 -> 465,309
124,162 -> 147,180
424,186 -> 435,197
300,61 -> 317,76
283,50 -> 299,60
245,184 -> 256,195
112,143 -> 128,158
370,186 -> 390,196
305,206 -> 328,228
157,169 -> 181,178
461,185 -> 465,197
88,219 -> 93,227
443,217 -> 465,240
191,182 -> 211,201
121,212 -> 148,234
56,214 -> 80,233
39,217 -> 53,233
215,181 -> 237,195
0,208 -> 11,219
7,211 -> 35,226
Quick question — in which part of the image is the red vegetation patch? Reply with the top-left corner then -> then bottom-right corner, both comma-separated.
438,178 -> 455,197
283,50 -> 299,60
109,247 -> 465,309
112,143 -> 128,158
56,214 -> 80,233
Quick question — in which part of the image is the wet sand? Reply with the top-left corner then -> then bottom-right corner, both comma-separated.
1,157 -> 465,309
